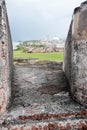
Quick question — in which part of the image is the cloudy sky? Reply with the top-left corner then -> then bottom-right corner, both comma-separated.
6,0 -> 84,41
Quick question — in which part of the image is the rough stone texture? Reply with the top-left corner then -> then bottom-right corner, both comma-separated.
0,0 -> 13,115
0,120 -> 87,130
0,64 -> 86,129
11,65 -> 68,109
64,1 -> 87,107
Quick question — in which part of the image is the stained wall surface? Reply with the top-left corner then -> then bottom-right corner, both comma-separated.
0,0 -> 13,114
64,1 -> 87,107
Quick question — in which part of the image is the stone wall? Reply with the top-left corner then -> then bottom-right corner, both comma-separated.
64,1 -> 87,107
0,0 -> 13,115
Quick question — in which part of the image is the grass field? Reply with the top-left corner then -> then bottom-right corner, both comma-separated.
13,51 -> 63,62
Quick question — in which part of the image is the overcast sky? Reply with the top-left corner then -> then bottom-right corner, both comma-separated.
6,0 -> 84,41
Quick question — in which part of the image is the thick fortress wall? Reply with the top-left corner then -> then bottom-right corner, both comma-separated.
64,1 -> 87,107
0,0 -> 13,114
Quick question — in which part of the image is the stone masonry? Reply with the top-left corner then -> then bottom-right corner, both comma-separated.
0,0 -> 87,130
64,1 -> 87,107
0,0 -> 13,115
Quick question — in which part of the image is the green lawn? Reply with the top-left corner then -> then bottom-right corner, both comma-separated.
13,51 -> 63,62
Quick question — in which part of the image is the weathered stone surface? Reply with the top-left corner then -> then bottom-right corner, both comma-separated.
64,1 -> 87,107
11,65 -> 68,108
0,63 -> 85,129
9,65 -> 85,116
0,120 -> 87,129
0,0 -> 13,115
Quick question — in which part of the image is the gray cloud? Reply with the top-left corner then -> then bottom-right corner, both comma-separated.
6,0 -> 83,41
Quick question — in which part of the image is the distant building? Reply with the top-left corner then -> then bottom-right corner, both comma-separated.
13,41 -> 20,50
56,43 -> 65,48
